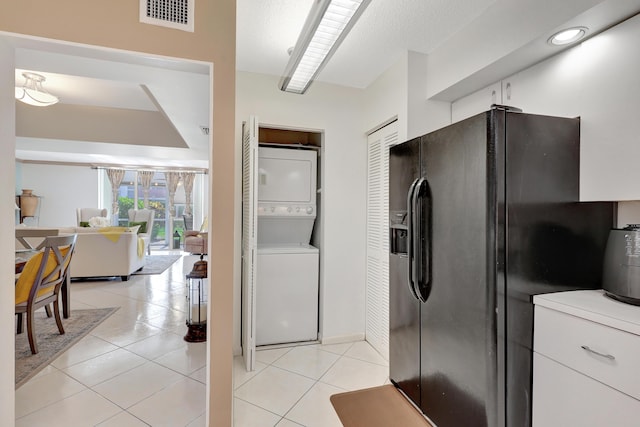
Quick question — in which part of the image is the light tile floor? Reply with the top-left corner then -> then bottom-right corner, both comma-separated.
15,252 -> 389,427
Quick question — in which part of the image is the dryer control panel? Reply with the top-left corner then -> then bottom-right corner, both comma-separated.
258,203 -> 316,217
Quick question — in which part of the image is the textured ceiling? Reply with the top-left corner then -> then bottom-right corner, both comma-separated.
8,40 -> 210,168
236,0 -> 496,88
7,0 -> 640,168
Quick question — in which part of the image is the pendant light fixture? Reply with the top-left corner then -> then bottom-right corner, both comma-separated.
15,72 -> 59,107
280,0 -> 371,94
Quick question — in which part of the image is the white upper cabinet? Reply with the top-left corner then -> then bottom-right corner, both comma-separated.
455,14 -> 640,201
501,44 -> 585,119
578,14 -> 640,201
451,82 -> 501,123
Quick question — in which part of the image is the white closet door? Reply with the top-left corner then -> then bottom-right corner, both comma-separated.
241,116 -> 259,372
366,120 -> 398,360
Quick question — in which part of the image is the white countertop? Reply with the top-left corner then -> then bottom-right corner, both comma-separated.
533,290 -> 640,336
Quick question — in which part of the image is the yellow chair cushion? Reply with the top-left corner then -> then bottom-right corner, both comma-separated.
15,247 -> 71,305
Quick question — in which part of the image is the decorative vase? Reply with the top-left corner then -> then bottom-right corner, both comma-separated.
19,189 -> 38,219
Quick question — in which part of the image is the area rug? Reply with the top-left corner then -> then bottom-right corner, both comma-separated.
132,254 -> 181,275
330,385 -> 433,427
15,307 -> 118,389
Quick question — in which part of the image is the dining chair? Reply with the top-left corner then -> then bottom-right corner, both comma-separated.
16,228 -> 62,319
15,228 -> 59,250
15,234 -> 77,354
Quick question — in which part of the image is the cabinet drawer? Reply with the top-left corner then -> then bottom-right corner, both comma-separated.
533,353 -> 640,426
534,305 -> 640,400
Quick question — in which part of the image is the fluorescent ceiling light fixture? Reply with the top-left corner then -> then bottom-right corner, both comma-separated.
15,72 -> 59,107
280,0 -> 371,94
548,27 -> 588,46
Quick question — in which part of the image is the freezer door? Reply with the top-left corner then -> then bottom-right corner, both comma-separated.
389,137 -> 422,407
419,112 -> 498,427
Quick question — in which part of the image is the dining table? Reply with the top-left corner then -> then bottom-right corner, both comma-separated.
15,249 -> 71,319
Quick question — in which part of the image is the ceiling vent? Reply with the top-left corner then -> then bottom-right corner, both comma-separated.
140,0 -> 194,32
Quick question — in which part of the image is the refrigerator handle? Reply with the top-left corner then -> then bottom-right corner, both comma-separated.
406,177 -> 421,301
414,177 -> 431,303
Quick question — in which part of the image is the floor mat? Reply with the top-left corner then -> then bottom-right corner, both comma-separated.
15,307 -> 118,389
330,384 -> 433,427
132,255 -> 181,275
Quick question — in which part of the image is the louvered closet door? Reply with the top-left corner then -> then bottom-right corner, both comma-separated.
366,120 -> 398,361
241,116 -> 259,372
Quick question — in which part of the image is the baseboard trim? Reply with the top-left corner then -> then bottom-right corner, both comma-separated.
321,333 -> 365,345
234,333 -> 366,354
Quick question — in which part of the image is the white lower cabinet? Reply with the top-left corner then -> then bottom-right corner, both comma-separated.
533,290 -> 640,426
533,353 -> 638,426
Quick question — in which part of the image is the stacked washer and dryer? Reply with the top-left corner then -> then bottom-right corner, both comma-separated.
255,146 -> 319,346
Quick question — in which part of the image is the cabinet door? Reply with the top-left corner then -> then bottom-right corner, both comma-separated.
451,82 -> 501,123
533,353 -> 640,426
501,44 -> 584,118
579,14 -> 640,201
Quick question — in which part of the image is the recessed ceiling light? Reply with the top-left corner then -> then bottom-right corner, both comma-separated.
548,27 -> 588,46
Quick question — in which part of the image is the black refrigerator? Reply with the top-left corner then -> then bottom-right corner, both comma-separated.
389,106 -> 614,427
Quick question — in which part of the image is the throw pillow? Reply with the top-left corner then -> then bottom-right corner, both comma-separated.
129,221 -> 147,234
89,216 -> 110,228
79,221 -> 90,227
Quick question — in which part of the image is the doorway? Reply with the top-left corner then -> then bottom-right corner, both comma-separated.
240,120 -> 324,371
4,32 -> 213,425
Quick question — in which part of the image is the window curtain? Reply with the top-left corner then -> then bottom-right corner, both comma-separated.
181,172 -> 196,216
106,168 -> 125,223
139,171 -> 155,209
164,171 -> 181,219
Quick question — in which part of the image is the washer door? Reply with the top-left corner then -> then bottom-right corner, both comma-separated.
256,250 -> 319,346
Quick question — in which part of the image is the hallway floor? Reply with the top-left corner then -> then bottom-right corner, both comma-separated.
15,253 -> 389,426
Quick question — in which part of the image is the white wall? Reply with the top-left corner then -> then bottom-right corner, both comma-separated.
0,37 -> 15,425
19,163 -> 100,227
362,53 -> 407,139
235,71 -> 368,349
231,57 -> 447,354
362,51 -> 451,143
406,51 -> 451,139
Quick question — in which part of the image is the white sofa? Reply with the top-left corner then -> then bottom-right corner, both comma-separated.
55,226 -> 146,281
